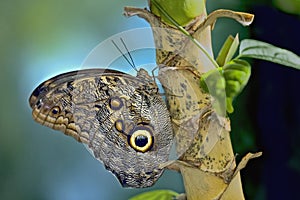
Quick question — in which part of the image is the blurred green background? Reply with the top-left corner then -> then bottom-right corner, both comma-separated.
1,0 -> 299,199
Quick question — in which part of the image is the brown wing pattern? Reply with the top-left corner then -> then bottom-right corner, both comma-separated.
29,68 -> 173,188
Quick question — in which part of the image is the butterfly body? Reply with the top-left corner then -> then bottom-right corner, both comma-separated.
29,68 -> 173,188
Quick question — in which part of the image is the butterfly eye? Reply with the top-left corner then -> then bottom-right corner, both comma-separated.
128,126 -> 154,153
51,107 -> 60,115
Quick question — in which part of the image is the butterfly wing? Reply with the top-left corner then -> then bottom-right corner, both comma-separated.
29,68 -> 173,188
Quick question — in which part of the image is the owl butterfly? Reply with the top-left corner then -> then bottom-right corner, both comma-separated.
29,41 -> 174,188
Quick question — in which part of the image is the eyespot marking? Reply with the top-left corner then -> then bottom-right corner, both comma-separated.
128,125 -> 154,153
51,107 -> 60,115
109,97 -> 123,110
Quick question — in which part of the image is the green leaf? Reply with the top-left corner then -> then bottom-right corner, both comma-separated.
150,0 -> 206,26
239,39 -> 300,69
200,59 -> 251,114
223,59 -> 251,113
216,35 -> 234,66
200,67 -> 226,115
216,34 -> 239,67
129,190 -> 179,200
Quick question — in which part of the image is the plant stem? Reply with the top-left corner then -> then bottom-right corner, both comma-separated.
151,0 -> 219,68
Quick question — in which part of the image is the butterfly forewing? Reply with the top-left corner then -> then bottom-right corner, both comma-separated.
29,68 -> 173,188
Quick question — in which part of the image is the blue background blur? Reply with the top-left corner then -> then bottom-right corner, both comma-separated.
1,0 -> 299,199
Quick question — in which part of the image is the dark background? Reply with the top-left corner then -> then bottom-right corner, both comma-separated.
0,0 -> 299,199
237,2 -> 300,200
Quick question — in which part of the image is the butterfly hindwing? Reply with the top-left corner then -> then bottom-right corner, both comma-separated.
29,68 -> 173,188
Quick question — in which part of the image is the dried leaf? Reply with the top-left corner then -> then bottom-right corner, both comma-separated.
232,152 -> 262,178
194,9 -> 254,34
168,161 -> 244,200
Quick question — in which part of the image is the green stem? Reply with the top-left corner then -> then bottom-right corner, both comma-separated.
151,0 -> 219,68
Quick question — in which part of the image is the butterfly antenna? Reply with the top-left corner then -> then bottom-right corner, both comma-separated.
120,38 -> 137,71
111,39 -> 138,72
